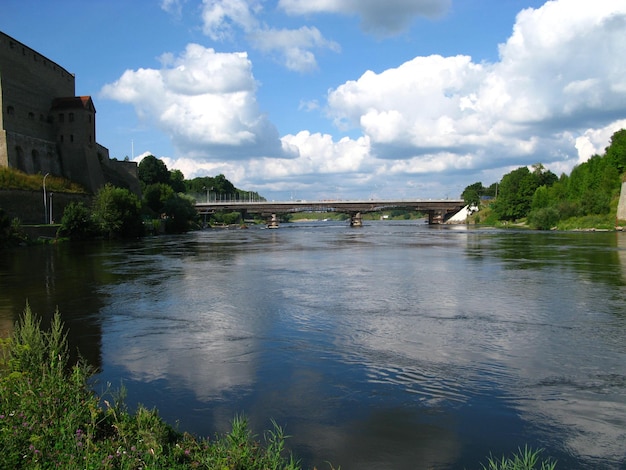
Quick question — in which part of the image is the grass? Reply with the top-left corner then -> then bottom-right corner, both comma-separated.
0,167 -> 87,193
480,446 -> 557,470
0,304 -> 301,469
0,304 -> 558,469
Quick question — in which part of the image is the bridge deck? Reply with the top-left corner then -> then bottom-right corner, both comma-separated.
195,199 -> 465,215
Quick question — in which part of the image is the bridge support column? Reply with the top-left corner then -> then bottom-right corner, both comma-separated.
267,213 -> 279,229
350,212 -> 363,227
428,210 -> 444,224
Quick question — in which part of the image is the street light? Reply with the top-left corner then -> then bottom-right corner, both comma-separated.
49,192 -> 53,224
43,173 -> 50,224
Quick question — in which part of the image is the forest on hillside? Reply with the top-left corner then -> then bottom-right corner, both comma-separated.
462,129 -> 626,229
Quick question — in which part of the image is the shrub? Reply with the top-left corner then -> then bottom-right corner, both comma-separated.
58,201 -> 96,240
92,184 -> 143,238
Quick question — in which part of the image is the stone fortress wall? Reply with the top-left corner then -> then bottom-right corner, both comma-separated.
0,31 -> 140,195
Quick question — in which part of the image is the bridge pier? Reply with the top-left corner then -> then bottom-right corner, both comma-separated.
350,212 -> 363,227
267,213 -> 279,229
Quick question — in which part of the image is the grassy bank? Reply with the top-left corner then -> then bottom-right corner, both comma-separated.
0,167 -> 87,194
0,305 -> 557,469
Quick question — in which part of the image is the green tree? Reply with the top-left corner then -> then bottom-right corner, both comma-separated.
163,194 -> 199,233
58,201 -> 96,240
92,184 -> 143,238
461,182 -> 485,207
493,166 -> 539,221
605,128 -> 626,173
169,169 -> 186,193
138,155 -> 170,187
143,183 -> 175,215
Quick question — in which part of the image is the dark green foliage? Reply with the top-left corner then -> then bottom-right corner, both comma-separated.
169,169 -> 186,193
462,181 -> 487,207
58,201 -> 96,240
138,154 -> 171,187
92,184 -> 143,239
143,183 -> 175,215
528,206 -> 560,230
492,166 -> 539,221
604,128 -> 626,173
163,194 -> 199,233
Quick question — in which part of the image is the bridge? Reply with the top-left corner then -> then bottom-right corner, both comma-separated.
195,199 -> 466,228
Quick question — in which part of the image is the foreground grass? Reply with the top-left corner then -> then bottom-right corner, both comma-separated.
0,305 -> 300,469
1,305 -> 557,469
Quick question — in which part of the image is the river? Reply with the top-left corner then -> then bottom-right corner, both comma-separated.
1,221 -> 625,469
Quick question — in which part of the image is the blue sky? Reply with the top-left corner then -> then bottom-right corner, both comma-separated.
2,0 -> 626,200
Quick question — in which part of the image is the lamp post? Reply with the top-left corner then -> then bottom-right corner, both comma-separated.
49,192 -> 53,224
43,173 -> 50,224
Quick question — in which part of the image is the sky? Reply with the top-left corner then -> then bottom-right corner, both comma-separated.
2,0 -> 626,201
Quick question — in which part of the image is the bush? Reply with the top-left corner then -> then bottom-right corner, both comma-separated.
58,201 -> 96,240
92,184 -> 143,239
528,206 -> 560,230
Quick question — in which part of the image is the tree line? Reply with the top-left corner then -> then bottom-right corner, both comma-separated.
53,155 -> 260,241
462,129 -> 626,229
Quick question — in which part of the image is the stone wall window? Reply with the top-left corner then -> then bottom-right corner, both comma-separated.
58,113 -> 64,123
7,105 -> 15,115
28,112 -> 34,120
69,112 -> 74,122
70,134 -> 74,143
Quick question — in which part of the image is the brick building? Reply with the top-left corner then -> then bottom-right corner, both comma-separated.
0,31 -> 140,194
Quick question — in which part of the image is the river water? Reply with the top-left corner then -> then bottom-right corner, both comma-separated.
1,222 -> 625,469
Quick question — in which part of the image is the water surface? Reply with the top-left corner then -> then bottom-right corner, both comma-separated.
1,222 -> 625,469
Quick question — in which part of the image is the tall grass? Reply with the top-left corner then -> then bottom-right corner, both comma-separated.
480,446 -> 557,470
0,304 -> 301,469
0,167 -> 87,193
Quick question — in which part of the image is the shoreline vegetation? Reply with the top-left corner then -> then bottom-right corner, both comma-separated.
0,305 -> 560,469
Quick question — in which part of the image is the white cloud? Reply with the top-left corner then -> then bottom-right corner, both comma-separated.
201,0 -> 261,40
161,0 -> 186,17
101,44 -> 287,160
278,0 -> 451,35
325,0 -> 626,176
250,26 -> 340,72
196,0 -> 339,72
114,0 -> 626,200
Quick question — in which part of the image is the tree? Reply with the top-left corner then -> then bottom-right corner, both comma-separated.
143,183 -> 174,215
58,202 -> 96,240
605,128 -> 626,173
461,182 -> 485,207
163,194 -> 199,233
92,184 -> 143,238
138,155 -> 170,187
169,169 -> 186,193
493,166 -> 539,221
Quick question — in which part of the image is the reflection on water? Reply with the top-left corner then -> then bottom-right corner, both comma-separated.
1,224 -> 625,469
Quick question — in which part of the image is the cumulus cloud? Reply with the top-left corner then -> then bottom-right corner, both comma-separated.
325,0 -> 626,176
197,0 -> 339,72
249,26 -> 340,72
101,43 -> 288,160
278,0 -> 451,35
113,0 -> 626,199
201,0 -> 261,40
